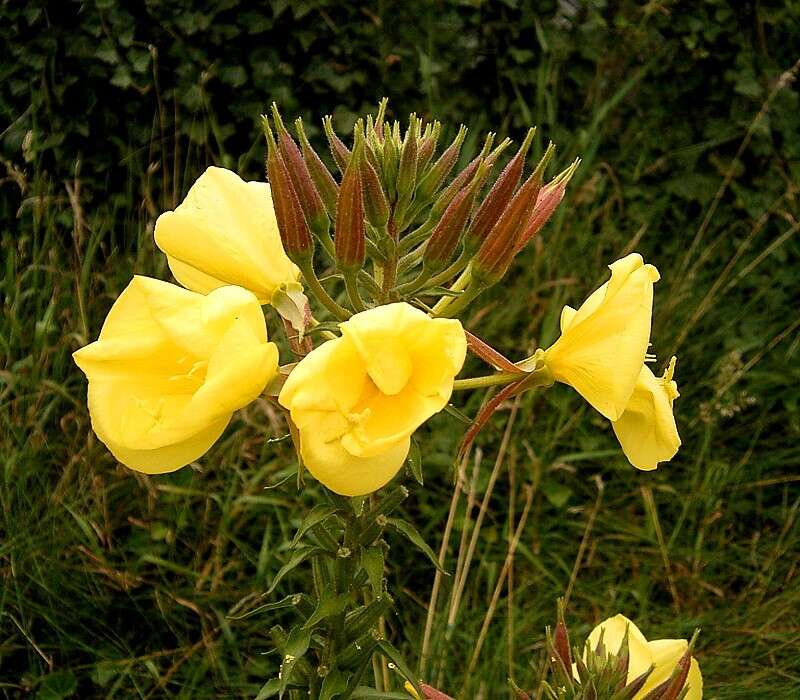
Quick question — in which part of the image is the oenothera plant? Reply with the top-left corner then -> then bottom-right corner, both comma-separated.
73,100 -> 690,698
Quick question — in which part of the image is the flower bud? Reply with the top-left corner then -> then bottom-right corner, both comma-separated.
360,140 -> 390,229
465,127 -> 535,254
323,115 -> 351,173
423,162 -> 486,273
515,157 -> 577,254
382,121 -> 400,201
335,133 -> 366,272
416,124 -> 467,203
396,115 -> 418,197
416,120 -> 441,174
295,117 -> 339,219
263,117 -> 314,263
271,105 -> 330,241
472,169 -> 544,285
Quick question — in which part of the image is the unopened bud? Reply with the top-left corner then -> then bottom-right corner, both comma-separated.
473,169 -> 543,285
423,162 -> 486,272
323,115 -> 351,173
417,120 -> 441,174
465,127 -> 535,253
382,122 -> 400,201
262,117 -> 313,263
416,124 -> 467,203
553,599 -> 572,673
335,134 -> 366,272
515,154 -> 575,254
295,118 -> 339,219
360,145 -> 390,228
396,115 -> 418,197
271,105 -> 330,241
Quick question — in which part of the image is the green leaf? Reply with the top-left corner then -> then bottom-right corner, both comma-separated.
35,671 -> 77,700
377,639 -> 423,696
350,691 -> 411,699
443,404 -> 472,424
255,679 -> 280,700
360,546 -> 384,596
268,545 -> 323,594
227,593 -> 303,620
279,627 -> 313,698
320,670 -> 349,700
386,518 -> 447,574
290,505 -> 340,547
406,437 -> 423,485
302,590 -> 351,630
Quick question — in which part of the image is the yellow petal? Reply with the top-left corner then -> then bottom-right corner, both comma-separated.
612,359 -> 681,471
586,614 -> 653,682
544,253 -> 660,420
154,167 -> 300,303
299,429 -> 410,497
74,277 -> 276,473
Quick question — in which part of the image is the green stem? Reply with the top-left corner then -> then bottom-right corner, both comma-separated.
399,217 -> 435,254
426,248 -> 470,288
300,260 -> 352,321
452,371 -> 527,391
395,268 -> 431,296
430,266 -> 474,316
344,272 -> 367,312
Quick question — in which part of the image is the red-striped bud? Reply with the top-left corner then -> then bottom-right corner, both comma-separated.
263,117 -> 313,263
335,134 -> 366,272
323,115 -> 351,173
416,120 -> 441,174
473,169 -> 543,285
423,162 -> 486,273
271,105 -> 330,241
515,156 -> 576,253
359,137 -> 390,229
465,127 -> 535,253
295,117 -> 339,220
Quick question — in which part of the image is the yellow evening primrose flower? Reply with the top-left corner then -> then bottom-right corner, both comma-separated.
544,253 -> 660,422
279,303 -> 467,496
553,278 -> 681,471
612,357 -> 681,471
587,614 -> 702,699
73,277 -> 278,474
154,166 -> 300,305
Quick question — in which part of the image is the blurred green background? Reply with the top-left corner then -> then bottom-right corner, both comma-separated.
2,1 -> 799,698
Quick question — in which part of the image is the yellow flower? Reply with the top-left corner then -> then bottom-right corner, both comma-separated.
544,253 -> 660,421
154,166 -> 300,305
543,254 -> 680,471
279,303 -> 467,496
587,614 -> 702,699
612,358 -> 681,471
73,277 -> 278,474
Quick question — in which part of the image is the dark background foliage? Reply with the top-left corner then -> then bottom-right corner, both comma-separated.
2,1 -> 799,698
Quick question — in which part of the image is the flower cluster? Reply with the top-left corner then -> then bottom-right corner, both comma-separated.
72,101 -> 695,696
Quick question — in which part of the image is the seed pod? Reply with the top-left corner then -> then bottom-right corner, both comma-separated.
335,134 -> 366,272
263,117 -> 313,263
271,105 -> 330,240
295,117 -> 339,219
323,115 -> 351,173
465,127 -> 535,253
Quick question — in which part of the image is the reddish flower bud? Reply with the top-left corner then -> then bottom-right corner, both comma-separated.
360,145 -> 390,228
323,115 -> 351,173
515,157 -> 577,254
465,127 -> 535,253
271,105 -> 330,241
335,135 -> 366,272
473,169 -> 543,285
416,120 -> 441,174
263,117 -> 313,263
423,162 -> 486,272
295,117 -> 339,220
416,124 -> 467,203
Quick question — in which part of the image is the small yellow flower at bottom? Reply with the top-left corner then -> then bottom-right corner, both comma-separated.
587,614 -> 702,699
279,303 -> 467,496
73,277 -> 278,473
